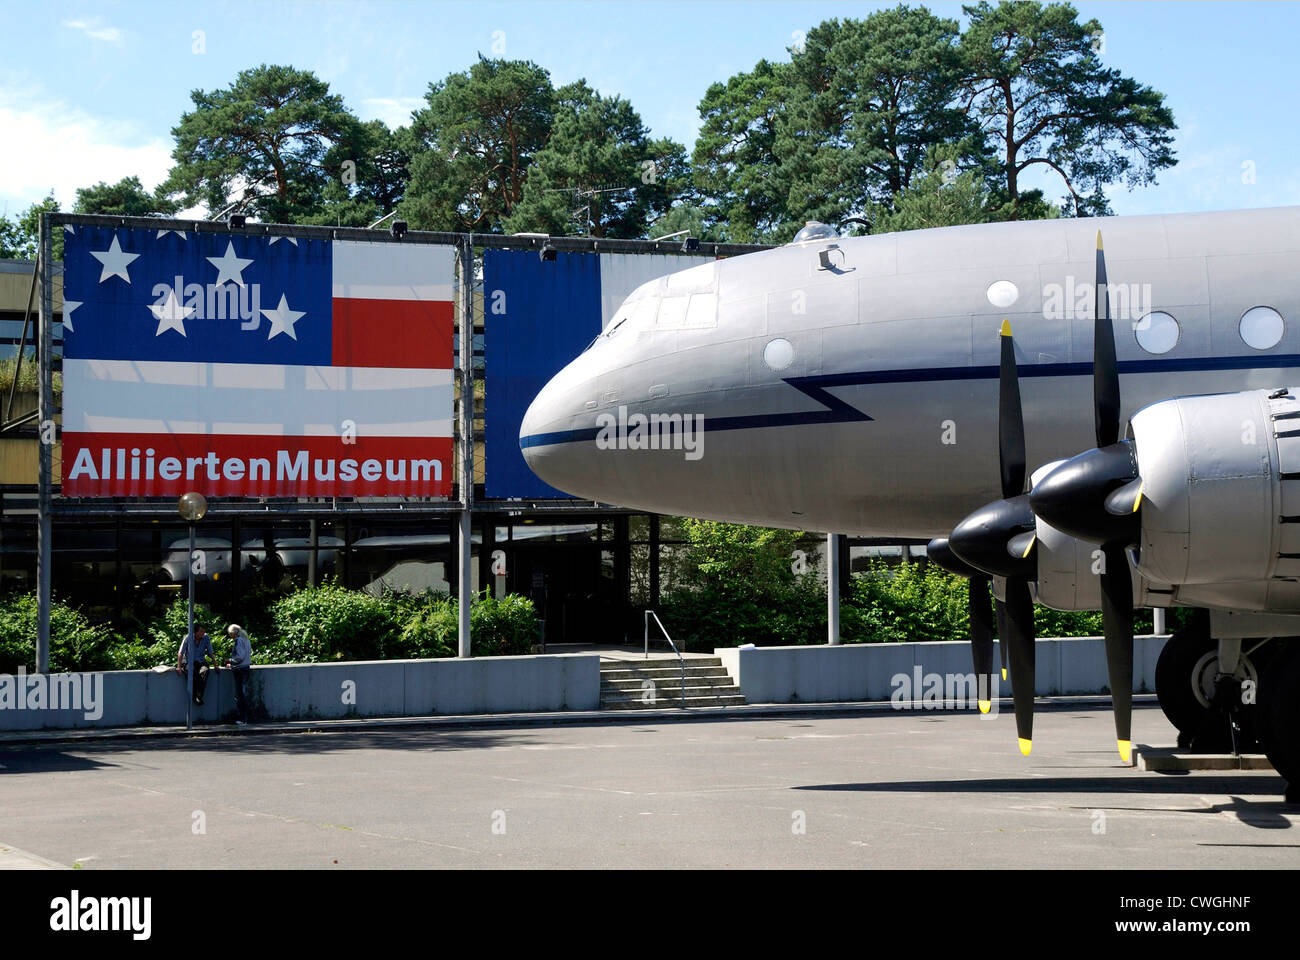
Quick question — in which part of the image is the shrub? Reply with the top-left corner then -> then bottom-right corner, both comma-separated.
658,520 -> 825,651
264,580 -> 401,662
841,560 -> 1159,643
0,592 -> 116,672
470,593 -> 539,656
398,592 -> 539,658
399,597 -> 460,658
841,561 -> 970,644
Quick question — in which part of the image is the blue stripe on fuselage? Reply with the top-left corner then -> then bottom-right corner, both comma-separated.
518,352 -> 1300,449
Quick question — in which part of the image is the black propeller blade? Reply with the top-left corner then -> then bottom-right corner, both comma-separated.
999,319 -> 1027,501
969,576 -> 997,713
1100,544 -> 1134,756
948,319 -> 1038,754
1003,577 -> 1037,754
1027,231 -> 1138,763
925,538 -> 997,712
1094,232 -> 1121,448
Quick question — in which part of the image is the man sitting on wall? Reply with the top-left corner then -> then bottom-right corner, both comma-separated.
175,624 -> 214,705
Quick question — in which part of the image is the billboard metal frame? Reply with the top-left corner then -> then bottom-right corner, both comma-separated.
32,212 -> 770,663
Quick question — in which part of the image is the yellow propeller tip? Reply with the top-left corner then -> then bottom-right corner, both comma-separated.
979,700 -> 992,715
1132,483 -> 1144,513
1018,738 -> 1033,756
1001,669 -> 1007,681
1096,230 -> 1103,250
1021,535 -> 1036,558
1000,318 -> 1012,337
1118,739 -> 1132,763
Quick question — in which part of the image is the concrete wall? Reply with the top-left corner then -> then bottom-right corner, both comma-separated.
715,636 -> 1168,704
0,654 -> 601,731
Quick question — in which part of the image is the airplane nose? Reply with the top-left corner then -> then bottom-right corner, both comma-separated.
519,361 -> 601,496
519,371 -> 572,454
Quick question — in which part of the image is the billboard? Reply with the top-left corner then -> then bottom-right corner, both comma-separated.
60,225 -> 456,498
483,249 -> 711,498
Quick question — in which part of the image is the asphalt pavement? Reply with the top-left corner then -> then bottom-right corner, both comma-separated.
0,703 -> 1295,869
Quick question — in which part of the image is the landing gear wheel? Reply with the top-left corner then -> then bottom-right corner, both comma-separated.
1154,613 -> 1262,753
1257,642 -> 1300,800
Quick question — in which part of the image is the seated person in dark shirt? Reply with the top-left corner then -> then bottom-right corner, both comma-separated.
175,624 -> 215,705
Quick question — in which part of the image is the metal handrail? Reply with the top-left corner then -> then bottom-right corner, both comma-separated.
644,609 -> 687,709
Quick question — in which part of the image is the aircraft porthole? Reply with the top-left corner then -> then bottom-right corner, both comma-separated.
1134,311 -> 1180,354
763,338 -> 795,371
986,280 -> 1019,309
1240,305 -> 1285,350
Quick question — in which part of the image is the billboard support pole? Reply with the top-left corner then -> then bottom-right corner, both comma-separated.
827,533 -> 841,646
457,235 -> 475,658
36,214 -> 53,674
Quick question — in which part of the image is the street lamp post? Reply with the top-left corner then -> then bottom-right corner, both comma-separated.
178,492 -> 208,730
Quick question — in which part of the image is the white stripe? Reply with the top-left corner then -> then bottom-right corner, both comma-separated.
332,240 -> 456,301
598,252 -> 713,328
63,359 -> 452,438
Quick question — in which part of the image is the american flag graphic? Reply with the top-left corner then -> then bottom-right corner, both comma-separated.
60,225 -> 456,498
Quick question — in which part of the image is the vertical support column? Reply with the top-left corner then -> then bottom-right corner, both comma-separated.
457,236 -> 475,658
827,533 -> 841,646
1152,608 -> 1166,636
614,515 -> 630,643
307,517 -> 318,586
36,214 -> 53,675
649,514 -> 661,609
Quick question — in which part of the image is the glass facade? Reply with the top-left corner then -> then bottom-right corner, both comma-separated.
1,493 -> 925,645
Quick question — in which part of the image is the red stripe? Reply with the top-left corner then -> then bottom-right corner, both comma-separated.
331,297 -> 454,368
61,432 -> 453,498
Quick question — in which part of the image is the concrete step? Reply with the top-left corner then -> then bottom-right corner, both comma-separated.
600,657 -> 723,670
602,675 -> 730,691
599,668 -> 733,684
598,655 -> 743,710
601,693 -> 748,709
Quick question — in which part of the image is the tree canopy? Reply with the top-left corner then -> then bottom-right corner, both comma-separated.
504,81 -> 686,238
74,177 -> 178,217
161,64 -> 363,223
402,56 -> 556,232
960,1 -> 1176,217
1,4 -> 1180,259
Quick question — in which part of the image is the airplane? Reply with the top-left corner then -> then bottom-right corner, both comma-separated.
518,207 -> 1300,800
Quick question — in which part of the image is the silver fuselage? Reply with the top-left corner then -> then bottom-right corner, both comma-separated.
520,207 -> 1300,538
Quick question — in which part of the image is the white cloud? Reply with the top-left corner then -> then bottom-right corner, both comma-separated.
62,18 -> 124,44
0,86 -> 173,214
359,97 -> 424,130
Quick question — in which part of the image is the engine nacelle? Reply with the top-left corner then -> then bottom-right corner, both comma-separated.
1130,387 -> 1300,611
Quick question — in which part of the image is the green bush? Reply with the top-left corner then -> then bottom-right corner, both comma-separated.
399,596 -> 460,658
264,581 -> 402,662
658,520 -> 826,650
398,591 -> 539,658
469,592 -> 540,656
0,592 -> 116,672
106,597 -> 225,670
841,561 -> 970,644
841,560 -> 1159,643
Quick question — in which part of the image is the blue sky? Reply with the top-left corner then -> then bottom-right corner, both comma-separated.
2,1 -> 1298,221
